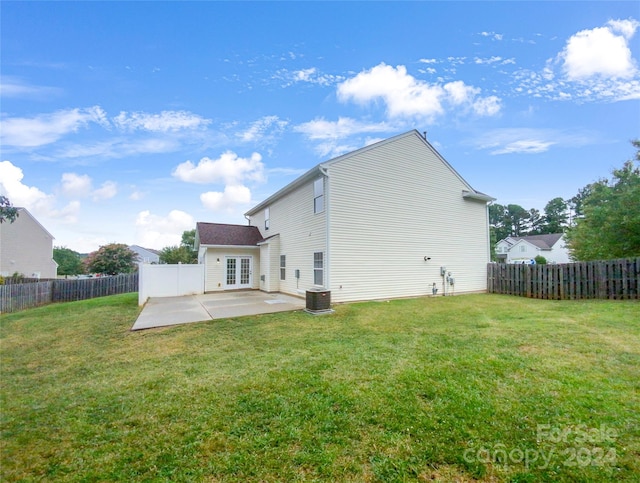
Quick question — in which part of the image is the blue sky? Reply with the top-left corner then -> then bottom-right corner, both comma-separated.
1,1 -> 639,253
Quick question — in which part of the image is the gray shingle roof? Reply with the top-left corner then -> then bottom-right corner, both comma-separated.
514,233 -> 563,249
196,222 -> 263,246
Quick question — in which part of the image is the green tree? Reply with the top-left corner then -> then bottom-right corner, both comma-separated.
565,141 -> 640,260
527,208 -> 544,235
0,196 -> 19,224
541,197 -> 568,234
489,203 -> 511,241
53,247 -> 85,276
159,245 -> 198,264
181,229 -> 196,249
505,204 -> 529,237
85,243 -> 139,275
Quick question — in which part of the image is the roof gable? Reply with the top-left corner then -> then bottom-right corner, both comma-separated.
498,233 -> 564,250
11,208 -> 55,240
246,130 -> 492,215
196,222 -> 263,246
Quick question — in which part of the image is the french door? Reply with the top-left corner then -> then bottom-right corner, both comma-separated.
225,256 -> 252,289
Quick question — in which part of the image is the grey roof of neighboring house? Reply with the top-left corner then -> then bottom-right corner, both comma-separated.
510,233 -> 563,249
130,245 -> 161,256
196,222 -> 263,246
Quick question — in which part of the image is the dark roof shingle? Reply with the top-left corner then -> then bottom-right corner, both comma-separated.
196,222 -> 263,246
515,233 -> 563,249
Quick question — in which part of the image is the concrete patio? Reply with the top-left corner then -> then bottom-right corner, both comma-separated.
132,290 -> 305,330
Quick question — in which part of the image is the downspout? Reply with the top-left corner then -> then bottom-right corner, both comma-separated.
244,214 -> 251,226
485,202 -> 491,263
319,165 -> 330,290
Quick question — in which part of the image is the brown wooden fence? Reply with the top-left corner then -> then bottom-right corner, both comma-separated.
487,258 -> 640,300
0,274 -> 138,314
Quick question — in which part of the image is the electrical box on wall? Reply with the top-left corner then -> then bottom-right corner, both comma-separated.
440,266 -> 447,276
295,269 -> 300,279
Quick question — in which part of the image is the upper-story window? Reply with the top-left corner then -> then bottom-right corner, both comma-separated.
265,207 -> 270,230
520,245 -> 527,252
314,178 -> 324,214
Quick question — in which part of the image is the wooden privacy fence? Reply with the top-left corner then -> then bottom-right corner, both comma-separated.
0,273 -> 138,314
487,258 -> 640,300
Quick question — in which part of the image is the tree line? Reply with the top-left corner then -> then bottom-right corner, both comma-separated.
491,140 -> 639,261
52,230 -> 199,277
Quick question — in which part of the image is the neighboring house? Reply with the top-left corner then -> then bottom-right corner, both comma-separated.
196,130 -> 494,303
129,245 -> 161,264
0,208 -> 58,278
495,233 -> 571,264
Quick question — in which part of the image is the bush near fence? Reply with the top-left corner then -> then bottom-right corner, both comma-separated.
0,273 -> 138,314
487,257 -> 640,300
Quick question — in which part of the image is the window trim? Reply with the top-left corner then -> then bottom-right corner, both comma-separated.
264,207 -> 270,230
280,254 -> 286,281
313,178 -> 324,214
313,251 -> 324,286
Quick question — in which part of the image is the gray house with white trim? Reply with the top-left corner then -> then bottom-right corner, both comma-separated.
196,130 -> 493,302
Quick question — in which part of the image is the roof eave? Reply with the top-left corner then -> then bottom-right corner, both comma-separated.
200,244 -> 260,249
462,190 -> 496,202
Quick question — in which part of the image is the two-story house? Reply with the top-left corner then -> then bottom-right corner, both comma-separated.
0,208 -> 58,279
196,130 -> 494,303
495,233 -> 571,264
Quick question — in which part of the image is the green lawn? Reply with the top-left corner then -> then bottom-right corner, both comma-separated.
1,293 -> 638,482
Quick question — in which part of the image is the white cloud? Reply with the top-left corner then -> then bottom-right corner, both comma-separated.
92,181 -> 117,201
112,110 -> 211,132
294,117 -> 391,140
480,31 -> 503,41
0,160 -> 52,209
337,63 -> 445,119
172,151 -> 265,185
475,128 -> 595,155
276,67 -> 345,87
0,160 -> 80,223
57,138 -> 180,160
0,106 -> 108,147
559,19 -> 639,80
60,172 -> 117,201
0,76 -> 62,99
61,173 -> 92,198
200,185 -> 252,213
472,95 -> 502,116
135,209 -> 195,249
238,116 -> 288,143
490,139 -> 555,155
294,117 -> 393,158
512,19 -> 640,102
337,63 -> 501,120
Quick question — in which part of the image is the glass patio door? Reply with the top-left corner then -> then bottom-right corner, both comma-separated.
225,256 -> 252,289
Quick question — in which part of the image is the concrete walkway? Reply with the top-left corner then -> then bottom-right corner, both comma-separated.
132,291 -> 305,330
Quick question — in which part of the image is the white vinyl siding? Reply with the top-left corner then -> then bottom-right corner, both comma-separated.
328,132 -> 490,302
249,180 -> 326,297
204,247 -> 259,292
0,208 -> 57,278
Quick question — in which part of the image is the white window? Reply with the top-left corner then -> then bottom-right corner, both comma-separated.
314,178 -> 324,214
280,255 -> 286,280
313,252 -> 324,286
520,245 -> 527,252
265,207 -> 270,230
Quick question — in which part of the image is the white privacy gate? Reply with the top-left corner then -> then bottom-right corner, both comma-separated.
138,263 -> 205,306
